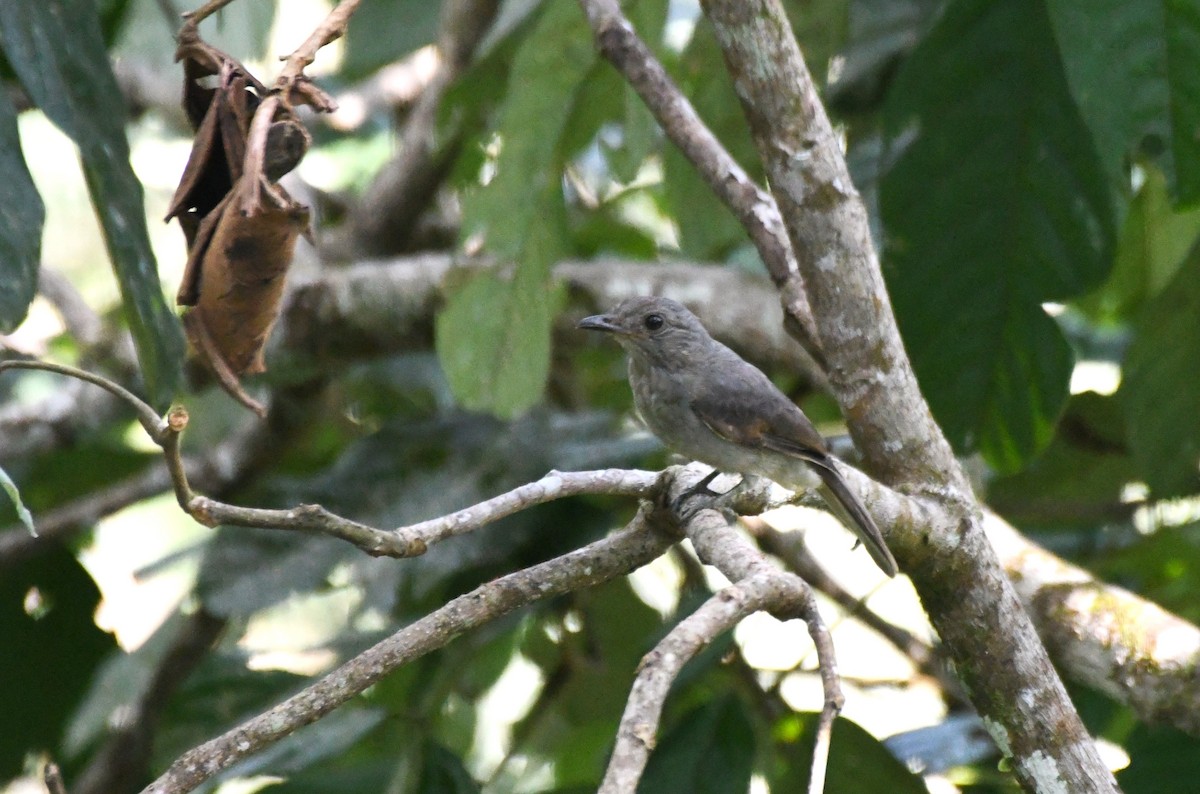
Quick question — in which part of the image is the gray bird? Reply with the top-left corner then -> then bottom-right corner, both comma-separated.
579,296 -> 897,577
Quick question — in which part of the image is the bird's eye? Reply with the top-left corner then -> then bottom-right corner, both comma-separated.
644,314 -> 664,331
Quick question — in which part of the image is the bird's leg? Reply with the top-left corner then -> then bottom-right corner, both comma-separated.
710,473 -> 767,512
671,469 -> 752,520
671,468 -> 725,514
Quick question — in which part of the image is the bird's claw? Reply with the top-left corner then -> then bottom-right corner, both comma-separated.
670,470 -> 749,524
670,469 -> 722,514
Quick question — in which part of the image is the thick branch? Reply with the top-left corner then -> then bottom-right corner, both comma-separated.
696,1 -> 1118,790
279,255 -> 823,385
139,516 -> 675,794
988,514 -> 1200,736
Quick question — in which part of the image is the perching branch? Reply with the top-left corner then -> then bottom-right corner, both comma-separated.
139,514 -> 676,794
0,360 -> 658,559
694,0 -> 1118,790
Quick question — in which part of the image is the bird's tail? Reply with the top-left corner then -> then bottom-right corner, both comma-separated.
810,459 -> 898,577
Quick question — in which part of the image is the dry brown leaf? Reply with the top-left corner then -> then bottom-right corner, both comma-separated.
167,35 -> 312,416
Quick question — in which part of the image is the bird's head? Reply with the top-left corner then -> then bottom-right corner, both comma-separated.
577,296 -> 711,368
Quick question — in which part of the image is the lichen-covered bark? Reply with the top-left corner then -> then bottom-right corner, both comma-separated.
698,0 -> 1120,790
990,515 -> 1200,735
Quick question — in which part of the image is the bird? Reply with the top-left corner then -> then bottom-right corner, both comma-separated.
578,295 -> 897,577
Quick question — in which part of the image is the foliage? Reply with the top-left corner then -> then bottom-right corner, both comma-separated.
0,0 -> 184,406
2,0 -> 1200,792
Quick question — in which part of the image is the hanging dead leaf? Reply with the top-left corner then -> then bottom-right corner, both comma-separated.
179,180 -> 309,416
167,32 -> 313,416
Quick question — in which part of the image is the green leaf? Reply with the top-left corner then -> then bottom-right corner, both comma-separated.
638,695 -> 755,794
341,0 -> 441,81
0,548 -> 117,778
1047,0 -> 1200,202
0,0 -> 184,408
417,742 -> 480,794
881,0 -> 1116,471
0,86 -> 43,331
1121,244 -> 1200,497
663,21 -> 758,260
0,463 -> 34,536
987,391 -> 1136,531
771,714 -> 927,793
1079,165 -> 1200,324
437,268 -> 565,418
441,1 -> 594,417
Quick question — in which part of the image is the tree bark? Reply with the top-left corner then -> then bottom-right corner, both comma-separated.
697,0 -> 1119,789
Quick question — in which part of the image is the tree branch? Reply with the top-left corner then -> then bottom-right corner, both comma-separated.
576,0 -> 824,367
279,254 -> 824,385
327,0 -> 501,258
139,515 -> 675,794
599,571 -> 800,794
650,467 -> 845,793
694,1 -> 1118,790
988,513 -> 1200,736
0,361 -> 649,560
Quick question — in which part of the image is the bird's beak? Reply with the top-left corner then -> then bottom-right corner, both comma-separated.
577,314 -> 624,334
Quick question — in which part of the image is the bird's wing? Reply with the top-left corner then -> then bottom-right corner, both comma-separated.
689,354 -> 898,577
688,357 -> 829,462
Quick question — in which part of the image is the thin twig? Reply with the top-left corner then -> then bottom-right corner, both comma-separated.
0,360 -> 164,438
139,515 -> 675,794
180,0 -> 236,27
397,468 -> 660,544
276,0 -> 362,86
0,361 -> 669,558
239,0 -> 359,212
576,0 -> 825,367
798,581 -> 842,794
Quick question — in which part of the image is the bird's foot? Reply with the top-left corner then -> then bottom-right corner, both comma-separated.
671,470 -> 749,523
670,469 -> 722,515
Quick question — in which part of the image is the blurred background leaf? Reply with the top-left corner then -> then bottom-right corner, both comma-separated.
1047,0 -> 1200,202
0,87 -> 43,331
881,0 -> 1115,472
0,0 -> 183,407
